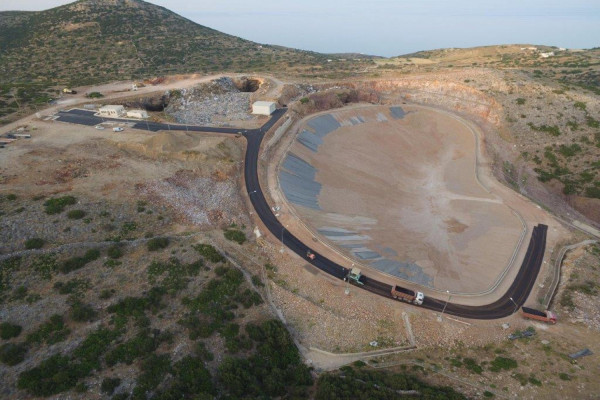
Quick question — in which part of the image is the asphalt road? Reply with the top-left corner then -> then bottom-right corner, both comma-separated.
58,107 -> 548,319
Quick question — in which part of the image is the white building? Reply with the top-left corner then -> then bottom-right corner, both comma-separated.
252,101 -> 276,116
126,109 -> 149,119
99,105 -> 125,117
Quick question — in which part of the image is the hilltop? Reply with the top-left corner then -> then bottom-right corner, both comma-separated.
0,0 -> 332,83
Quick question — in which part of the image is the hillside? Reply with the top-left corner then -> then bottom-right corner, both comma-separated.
0,0 -> 335,83
0,0 -> 374,123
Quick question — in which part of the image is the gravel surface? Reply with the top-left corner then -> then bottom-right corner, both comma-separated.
165,77 -> 253,126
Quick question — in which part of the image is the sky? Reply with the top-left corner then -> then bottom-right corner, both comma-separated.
2,0 -> 599,57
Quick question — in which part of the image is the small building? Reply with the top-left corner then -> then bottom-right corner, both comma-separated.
252,101 -> 276,116
126,109 -> 149,119
99,105 -> 125,117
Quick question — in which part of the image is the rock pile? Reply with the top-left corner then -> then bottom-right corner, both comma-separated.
165,77 -> 253,125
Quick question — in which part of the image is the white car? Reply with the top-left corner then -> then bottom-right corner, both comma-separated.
112,127 -> 124,132
94,125 -> 105,130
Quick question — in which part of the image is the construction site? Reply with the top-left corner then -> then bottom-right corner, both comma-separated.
1,71 -> 599,399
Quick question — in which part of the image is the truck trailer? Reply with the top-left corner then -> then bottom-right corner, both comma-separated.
521,307 -> 557,324
391,285 -> 424,305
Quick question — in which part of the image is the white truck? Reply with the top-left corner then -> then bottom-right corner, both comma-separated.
391,285 -> 424,305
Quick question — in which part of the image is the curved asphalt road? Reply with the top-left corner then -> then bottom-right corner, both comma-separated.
58,107 -> 548,319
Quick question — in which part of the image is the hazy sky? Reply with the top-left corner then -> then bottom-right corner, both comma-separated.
2,0 -> 599,56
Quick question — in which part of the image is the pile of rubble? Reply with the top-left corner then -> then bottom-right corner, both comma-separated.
165,77 -> 253,125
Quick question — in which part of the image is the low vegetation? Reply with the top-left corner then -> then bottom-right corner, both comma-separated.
315,364 -> 467,399
224,228 -> 246,244
24,237 -> 45,249
147,237 -> 169,251
43,196 -> 77,214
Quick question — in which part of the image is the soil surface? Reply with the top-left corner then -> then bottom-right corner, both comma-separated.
277,105 -> 524,293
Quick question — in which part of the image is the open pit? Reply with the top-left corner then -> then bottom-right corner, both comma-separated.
277,105 -> 524,293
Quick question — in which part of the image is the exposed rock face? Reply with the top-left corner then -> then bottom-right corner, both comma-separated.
349,78 -> 503,126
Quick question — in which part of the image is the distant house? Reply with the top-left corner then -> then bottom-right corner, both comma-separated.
99,105 -> 125,117
252,101 -> 276,116
540,52 -> 555,58
126,109 -> 149,119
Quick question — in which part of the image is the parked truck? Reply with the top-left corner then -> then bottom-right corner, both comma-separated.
521,307 -> 557,324
63,88 -> 77,94
344,267 -> 364,286
391,285 -> 424,305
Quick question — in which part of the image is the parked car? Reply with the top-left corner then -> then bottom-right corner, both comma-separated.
112,127 -> 124,132
94,125 -> 105,130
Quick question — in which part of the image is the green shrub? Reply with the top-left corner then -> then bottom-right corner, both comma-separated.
147,257 -> 203,294
574,101 -> 587,110
43,196 -> 76,214
66,209 -> 86,219
101,378 -> 121,395
240,288 -> 263,308
490,356 -> 518,372
100,289 -> 115,299
516,98 -> 526,105
559,372 -> 571,381
70,302 -> 97,322
53,278 -> 90,296
558,143 -> 582,157
527,123 -> 561,136
24,238 -> 45,249
31,254 -> 58,279
86,92 -> 104,98
0,322 -> 22,339
147,237 -> 170,251
121,221 -> 137,234
6,193 -> 17,201
528,374 -> 542,386
73,327 -> 120,371
107,244 -> 124,259
192,243 -> 225,263
0,342 -> 27,366
195,342 -> 214,361
12,285 -> 27,300
135,353 -> 172,395
224,229 -> 246,244
585,186 -> 600,199
105,330 -> 164,366
463,357 -> 483,374
26,315 -> 70,345
483,391 -> 495,398
59,248 -> 100,273
251,274 -> 264,287
17,354 -> 83,396
107,286 -> 166,318
219,319 -> 312,398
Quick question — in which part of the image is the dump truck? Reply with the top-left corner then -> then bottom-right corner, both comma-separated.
63,88 -> 77,94
521,307 -> 557,324
391,285 -> 424,305
344,267 -> 364,286
306,250 -> 315,260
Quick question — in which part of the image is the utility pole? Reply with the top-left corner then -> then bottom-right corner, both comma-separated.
509,297 -> 519,314
440,290 -> 451,321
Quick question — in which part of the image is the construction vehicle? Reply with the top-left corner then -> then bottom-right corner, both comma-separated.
391,285 -> 424,305
306,250 -> 315,260
63,88 -> 77,94
521,307 -> 557,324
344,267 -> 364,286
